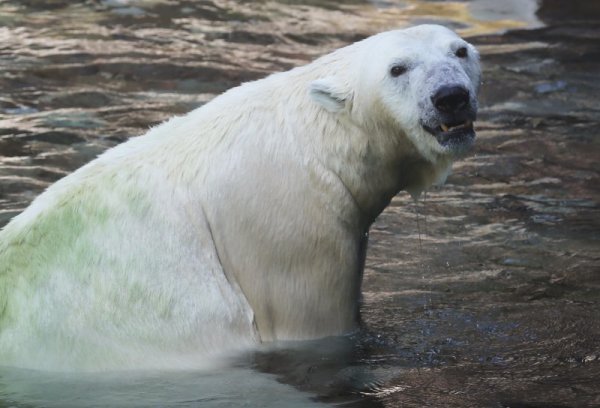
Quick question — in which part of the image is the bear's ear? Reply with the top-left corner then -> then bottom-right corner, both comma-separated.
309,77 -> 351,113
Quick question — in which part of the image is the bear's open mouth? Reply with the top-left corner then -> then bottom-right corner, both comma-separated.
422,119 -> 476,148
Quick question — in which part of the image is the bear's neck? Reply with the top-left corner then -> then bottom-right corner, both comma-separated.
298,110 -> 450,226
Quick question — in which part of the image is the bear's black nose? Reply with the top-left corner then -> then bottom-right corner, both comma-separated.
432,86 -> 470,114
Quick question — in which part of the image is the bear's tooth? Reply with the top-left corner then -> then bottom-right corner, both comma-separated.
441,124 -> 449,132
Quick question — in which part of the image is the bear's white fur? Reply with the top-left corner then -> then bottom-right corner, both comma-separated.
0,25 -> 480,371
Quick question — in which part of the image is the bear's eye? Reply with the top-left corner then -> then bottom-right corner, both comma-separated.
455,47 -> 468,58
390,65 -> 408,77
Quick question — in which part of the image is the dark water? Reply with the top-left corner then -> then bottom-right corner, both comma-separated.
1,0 -> 599,407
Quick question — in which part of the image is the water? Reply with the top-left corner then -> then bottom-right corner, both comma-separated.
0,364 -> 330,407
1,0 -> 599,406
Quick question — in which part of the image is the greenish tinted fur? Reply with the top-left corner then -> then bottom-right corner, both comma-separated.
0,184 -> 108,327
0,173 -> 153,332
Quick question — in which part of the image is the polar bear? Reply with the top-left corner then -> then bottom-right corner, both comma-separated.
0,25 -> 480,371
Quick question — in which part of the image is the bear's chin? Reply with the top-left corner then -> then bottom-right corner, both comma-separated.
438,128 -> 476,156
422,123 -> 476,157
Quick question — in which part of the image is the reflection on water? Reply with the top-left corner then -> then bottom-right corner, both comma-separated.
0,365 -> 329,408
0,0 -> 599,407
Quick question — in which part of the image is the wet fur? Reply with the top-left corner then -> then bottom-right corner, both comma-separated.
0,25 -> 480,371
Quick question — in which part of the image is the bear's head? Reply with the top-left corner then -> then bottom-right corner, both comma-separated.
309,25 -> 481,165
